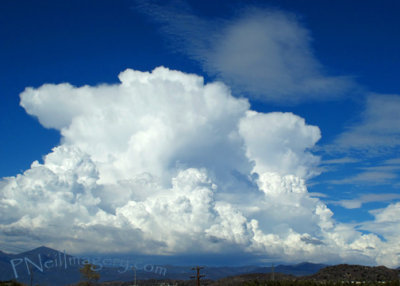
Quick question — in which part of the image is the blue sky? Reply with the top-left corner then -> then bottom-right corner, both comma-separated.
1,0 -> 400,266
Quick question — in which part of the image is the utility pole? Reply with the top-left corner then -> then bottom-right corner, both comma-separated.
133,266 -> 137,286
191,266 -> 205,286
29,265 -> 33,286
271,263 -> 275,281
130,266 -> 137,286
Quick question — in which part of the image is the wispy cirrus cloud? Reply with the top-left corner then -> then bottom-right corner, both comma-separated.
135,1 -> 355,104
322,94 -> 400,187
333,194 -> 400,209
329,171 -> 398,185
321,157 -> 359,165
383,158 -> 400,165
332,94 -> 400,153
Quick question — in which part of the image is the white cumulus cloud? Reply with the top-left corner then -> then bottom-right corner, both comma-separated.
0,67 -> 397,266
239,111 -> 321,178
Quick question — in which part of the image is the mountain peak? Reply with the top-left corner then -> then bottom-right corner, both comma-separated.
18,245 -> 59,256
0,250 -> 12,257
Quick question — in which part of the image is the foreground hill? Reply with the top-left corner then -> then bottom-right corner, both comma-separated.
305,264 -> 400,282
68,265 -> 400,286
209,272 -> 295,286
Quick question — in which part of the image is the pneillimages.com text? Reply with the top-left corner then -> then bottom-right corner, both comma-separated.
9,250 -> 167,278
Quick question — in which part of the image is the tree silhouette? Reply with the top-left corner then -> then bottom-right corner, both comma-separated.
79,263 -> 100,286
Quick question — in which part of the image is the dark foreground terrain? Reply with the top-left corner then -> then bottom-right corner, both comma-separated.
2,264 -> 400,286
1,247 -> 399,286
73,264 -> 400,286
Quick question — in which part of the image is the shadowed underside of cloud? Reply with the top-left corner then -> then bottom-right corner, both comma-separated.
0,67 -> 399,267
135,2 -> 355,104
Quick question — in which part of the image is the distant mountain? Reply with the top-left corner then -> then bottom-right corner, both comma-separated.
0,250 -> 15,282
0,246 -> 83,285
0,251 -> 12,258
272,262 -> 327,276
306,264 -> 400,282
18,245 -> 60,257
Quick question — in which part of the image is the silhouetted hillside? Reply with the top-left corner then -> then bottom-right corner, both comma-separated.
209,272 -> 295,286
305,264 -> 400,281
